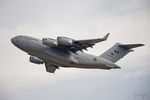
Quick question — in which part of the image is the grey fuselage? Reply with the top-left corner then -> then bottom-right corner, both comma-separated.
11,36 -> 120,69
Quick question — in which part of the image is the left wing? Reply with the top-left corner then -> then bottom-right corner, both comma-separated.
67,33 -> 109,52
45,63 -> 59,73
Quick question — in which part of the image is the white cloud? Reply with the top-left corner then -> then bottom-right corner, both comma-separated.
0,0 -> 150,100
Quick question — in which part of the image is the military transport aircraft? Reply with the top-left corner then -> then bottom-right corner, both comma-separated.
11,33 -> 144,73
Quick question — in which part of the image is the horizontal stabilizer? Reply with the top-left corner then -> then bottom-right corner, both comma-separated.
119,44 -> 144,49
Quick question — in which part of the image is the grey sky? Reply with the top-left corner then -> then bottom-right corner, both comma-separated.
0,0 -> 150,100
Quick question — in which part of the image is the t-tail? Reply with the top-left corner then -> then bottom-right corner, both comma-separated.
100,43 -> 144,63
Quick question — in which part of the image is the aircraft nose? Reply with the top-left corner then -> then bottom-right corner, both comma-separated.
11,37 -> 16,44
11,36 -> 18,45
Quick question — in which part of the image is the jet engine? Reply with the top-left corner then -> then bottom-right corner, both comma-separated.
57,36 -> 74,46
42,38 -> 57,47
29,56 -> 44,64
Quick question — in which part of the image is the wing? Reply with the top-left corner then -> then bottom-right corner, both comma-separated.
45,63 -> 59,73
68,33 -> 110,52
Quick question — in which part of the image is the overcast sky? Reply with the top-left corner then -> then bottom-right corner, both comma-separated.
0,0 -> 150,100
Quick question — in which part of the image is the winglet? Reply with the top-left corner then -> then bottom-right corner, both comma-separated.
102,33 -> 110,40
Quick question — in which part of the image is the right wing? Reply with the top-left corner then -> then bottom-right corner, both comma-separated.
76,33 -> 109,44
42,33 -> 109,52
68,33 -> 110,52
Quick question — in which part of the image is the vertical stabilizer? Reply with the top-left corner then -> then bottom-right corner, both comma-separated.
100,43 -> 144,63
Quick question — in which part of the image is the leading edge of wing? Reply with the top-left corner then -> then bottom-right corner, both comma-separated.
75,33 -> 110,44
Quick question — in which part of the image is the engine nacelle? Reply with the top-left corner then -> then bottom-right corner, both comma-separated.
42,38 -> 57,47
29,56 -> 44,64
57,36 -> 74,46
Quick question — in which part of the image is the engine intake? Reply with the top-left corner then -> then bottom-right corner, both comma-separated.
29,56 -> 44,64
57,36 -> 74,46
42,38 -> 57,47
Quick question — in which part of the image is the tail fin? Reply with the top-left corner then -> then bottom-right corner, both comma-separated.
100,43 -> 144,63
